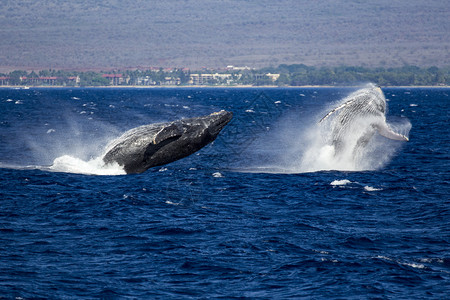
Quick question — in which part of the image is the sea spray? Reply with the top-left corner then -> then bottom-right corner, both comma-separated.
299,85 -> 410,172
49,155 -> 125,175
41,128 -> 126,175
240,84 -> 411,173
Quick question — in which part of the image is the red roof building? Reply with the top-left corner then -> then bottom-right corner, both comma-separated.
102,74 -> 126,85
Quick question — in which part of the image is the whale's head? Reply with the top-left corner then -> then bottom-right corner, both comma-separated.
369,85 -> 386,115
346,84 -> 387,117
204,110 -> 233,136
180,110 -> 233,139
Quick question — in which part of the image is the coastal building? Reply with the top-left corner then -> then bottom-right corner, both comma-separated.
162,77 -> 181,85
32,76 -> 58,85
102,74 -> 128,85
189,73 -> 233,85
0,77 -> 10,85
135,76 -> 156,86
67,76 -> 81,86
0,76 -> 80,86
226,65 -> 252,71
253,73 -> 280,83
266,73 -> 280,82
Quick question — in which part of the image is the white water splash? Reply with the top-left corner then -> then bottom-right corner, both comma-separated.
49,155 -> 125,175
212,172 -> 224,178
1,155 -> 125,176
364,185 -> 383,192
330,179 -> 352,186
294,118 -> 410,172
241,84 -> 411,173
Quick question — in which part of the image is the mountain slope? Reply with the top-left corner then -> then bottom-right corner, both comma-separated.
1,0 -> 449,69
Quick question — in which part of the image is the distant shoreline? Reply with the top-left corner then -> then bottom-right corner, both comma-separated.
2,64 -> 449,87
1,85 -> 449,89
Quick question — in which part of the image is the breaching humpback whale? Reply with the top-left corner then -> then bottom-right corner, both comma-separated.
103,110 -> 232,174
319,84 -> 408,157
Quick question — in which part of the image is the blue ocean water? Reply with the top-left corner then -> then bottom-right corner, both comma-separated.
0,87 -> 448,299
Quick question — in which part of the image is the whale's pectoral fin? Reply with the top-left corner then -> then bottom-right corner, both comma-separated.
153,122 -> 183,145
145,123 -> 183,156
377,123 -> 409,141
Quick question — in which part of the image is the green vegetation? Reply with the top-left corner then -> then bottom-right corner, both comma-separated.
268,65 -> 450,86
79,72 -> 110,86
1,65 -> 449,87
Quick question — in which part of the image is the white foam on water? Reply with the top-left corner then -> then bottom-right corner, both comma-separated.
330,179 -> 352,186
375,256 -> 426,270
419,258 -> 445,264
49,155 -> 125,175
403,262 -> 426,269
7,112 -> 129,175
364,186 -> 382,192
165,200 -> 182,206
212,172 -> 224,178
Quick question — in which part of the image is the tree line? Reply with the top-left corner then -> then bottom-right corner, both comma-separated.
265,65 -> 449,86
1,65 -> 449,87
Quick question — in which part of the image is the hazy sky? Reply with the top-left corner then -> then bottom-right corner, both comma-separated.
1,0 -> 449,70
